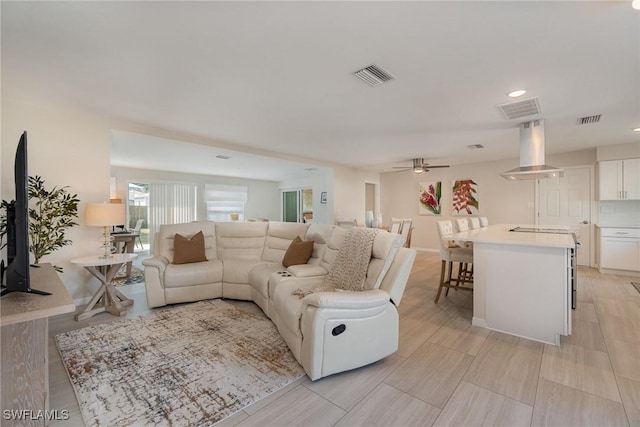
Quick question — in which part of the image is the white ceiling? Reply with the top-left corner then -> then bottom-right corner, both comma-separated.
110,130 -> 329,182
2,1 -> 639,179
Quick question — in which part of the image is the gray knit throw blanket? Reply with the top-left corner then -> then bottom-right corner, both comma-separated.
292,227 -> 380,298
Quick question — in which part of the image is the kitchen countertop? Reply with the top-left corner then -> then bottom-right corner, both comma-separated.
595,224 -> 640,229
450,224 -> 576,249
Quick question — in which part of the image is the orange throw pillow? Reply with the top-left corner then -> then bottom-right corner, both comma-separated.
282,236 -> 314,268
173,231 -> 207,264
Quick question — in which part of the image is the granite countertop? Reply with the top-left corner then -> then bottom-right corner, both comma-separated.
449,224 -> 576,249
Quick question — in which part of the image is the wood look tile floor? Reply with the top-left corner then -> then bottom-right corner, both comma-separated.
48,252 -> 640,426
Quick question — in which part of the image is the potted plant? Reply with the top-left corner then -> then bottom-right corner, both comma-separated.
1,175 -> 80,272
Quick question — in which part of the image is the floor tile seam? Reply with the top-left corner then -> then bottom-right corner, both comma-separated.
450,380 -> 535,414
536,377 -> 628,411
422,342 -> 479,412
557,299 -> 631,407
613,372 -> 638,427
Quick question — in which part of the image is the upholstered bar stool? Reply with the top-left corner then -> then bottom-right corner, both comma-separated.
479,216 -> 489,227
469,217 -> 481,229
435,220 -> 474,303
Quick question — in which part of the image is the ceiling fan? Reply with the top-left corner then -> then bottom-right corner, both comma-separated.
393,158 -> 450,174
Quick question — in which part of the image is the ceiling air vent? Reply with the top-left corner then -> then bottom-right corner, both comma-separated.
497,97 -> 542,120
577,115 -> 602,125
216,155 -> 231,160
353,64 -> 395,87
467,144 -> 484,149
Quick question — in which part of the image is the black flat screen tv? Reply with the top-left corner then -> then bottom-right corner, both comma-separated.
1,131 -> 50,296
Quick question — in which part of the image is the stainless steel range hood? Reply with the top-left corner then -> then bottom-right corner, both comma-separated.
500,120 -> 563,180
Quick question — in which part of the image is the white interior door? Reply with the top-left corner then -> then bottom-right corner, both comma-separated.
536,166 -> 593,266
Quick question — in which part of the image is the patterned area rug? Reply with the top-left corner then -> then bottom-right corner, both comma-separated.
55,300 -> 305,426
112,266 -> 144,286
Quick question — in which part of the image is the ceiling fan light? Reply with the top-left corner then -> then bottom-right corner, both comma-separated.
413,168 -> 424,174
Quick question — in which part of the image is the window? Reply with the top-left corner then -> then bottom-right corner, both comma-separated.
204,184 -> 248,222
147,182 -> 197,248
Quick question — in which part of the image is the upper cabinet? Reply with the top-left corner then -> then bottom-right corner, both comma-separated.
599,158 -> 640,200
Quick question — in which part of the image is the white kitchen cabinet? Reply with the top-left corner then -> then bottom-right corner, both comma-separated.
599,159 -> 640,200
599,227 -> 640,272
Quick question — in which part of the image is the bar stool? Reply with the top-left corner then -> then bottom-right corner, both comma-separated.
480,217 -> 489,227
469,217 -> 481,229
435,220 -> 474,303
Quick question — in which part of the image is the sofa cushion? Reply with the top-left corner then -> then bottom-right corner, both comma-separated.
222,259 -> 265,284
364,232 -> 404,290
304,224 -> 334,266
272,279 -> 322,340
282,236 -> 314,268
172,231 -> 207,264
215,222 -> 268,260
163,260 -> 223,288
158,222 -> 217,263
262,222 -> 310,263
248,263 -> 283,300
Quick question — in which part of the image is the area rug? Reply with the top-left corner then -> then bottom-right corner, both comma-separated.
112,266 -> 144,286
55,299 -> 305,426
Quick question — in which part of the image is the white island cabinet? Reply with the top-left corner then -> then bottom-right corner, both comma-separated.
450,225 -> 576,345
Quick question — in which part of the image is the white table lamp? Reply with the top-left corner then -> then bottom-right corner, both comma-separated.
86,203 -> 126,258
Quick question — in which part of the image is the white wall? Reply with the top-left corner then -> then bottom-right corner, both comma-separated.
110,166 -> 281,222
380,149 -> 597,251
1,99 -> 372,302
596,142 -> 640,161
2,99 -> 113,302
333,167 -> 381,226
279,170 -> 334,224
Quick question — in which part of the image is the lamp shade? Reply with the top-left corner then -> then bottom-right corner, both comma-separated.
85,203 -> 125,227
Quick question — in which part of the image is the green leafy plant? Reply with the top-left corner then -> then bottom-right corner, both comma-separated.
1,176 -> 80,272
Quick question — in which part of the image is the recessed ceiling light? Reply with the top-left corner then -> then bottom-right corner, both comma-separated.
633,0 -> 640,11
508,89 -> 527,98
633,127 -> 640,132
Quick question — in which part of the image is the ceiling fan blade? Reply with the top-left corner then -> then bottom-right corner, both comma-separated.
425,165 -> 450,169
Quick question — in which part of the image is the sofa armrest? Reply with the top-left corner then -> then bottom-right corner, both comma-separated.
143,256 -> 169,271
301,289 -> 390,310
287,264 -> 328,278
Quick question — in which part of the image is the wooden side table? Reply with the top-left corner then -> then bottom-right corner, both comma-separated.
71,253 -> 138,321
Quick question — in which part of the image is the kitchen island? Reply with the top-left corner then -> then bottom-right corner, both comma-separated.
450,224 -> 576,345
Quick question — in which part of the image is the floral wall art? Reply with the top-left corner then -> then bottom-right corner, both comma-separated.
418,181 -> 442,215
452,179 -> 479,215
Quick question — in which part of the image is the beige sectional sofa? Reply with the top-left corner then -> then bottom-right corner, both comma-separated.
143,220 -> 416,380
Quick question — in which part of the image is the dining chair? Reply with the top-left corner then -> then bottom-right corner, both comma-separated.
469,217 -> 481,229
455,218 -> 470,233
435,220 -> 473,303
400,219 -> 413,248
389,219 -> 403,234
337,220 -> 357,229
132,219 -> 144,249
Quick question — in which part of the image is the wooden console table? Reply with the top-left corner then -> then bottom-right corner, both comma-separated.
1,264 -> 75,427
